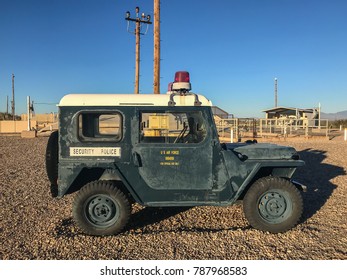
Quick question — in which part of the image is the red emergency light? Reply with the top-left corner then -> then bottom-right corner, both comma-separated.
171,71 -> 191,92
174,71 -> 190,83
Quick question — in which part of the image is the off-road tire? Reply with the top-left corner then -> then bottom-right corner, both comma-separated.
45,130 -> 58,186
243,176 -> 303,233
72,180 -> 131,236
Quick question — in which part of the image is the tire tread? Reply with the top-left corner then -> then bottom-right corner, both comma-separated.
72,180 -> 131,236
243,176 -> 303,233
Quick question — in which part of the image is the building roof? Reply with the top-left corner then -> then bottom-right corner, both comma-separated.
212,106 -> 232,118
59,93 -> 212,107
263,107 -> 315,114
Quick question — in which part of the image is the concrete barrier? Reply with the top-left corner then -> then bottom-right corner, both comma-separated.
0,121 -> 37,133
21,130 -> 37,138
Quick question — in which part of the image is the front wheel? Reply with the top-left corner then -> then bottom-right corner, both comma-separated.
243,177 -> 303,233
72,181 -> 131,236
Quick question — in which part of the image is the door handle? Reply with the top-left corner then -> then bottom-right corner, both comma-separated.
133,152 -> 142,167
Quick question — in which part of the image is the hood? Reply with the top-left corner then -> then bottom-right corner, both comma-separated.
224,143 -> 299,160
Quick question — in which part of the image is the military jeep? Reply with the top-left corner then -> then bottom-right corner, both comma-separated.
46,73 -> 306,236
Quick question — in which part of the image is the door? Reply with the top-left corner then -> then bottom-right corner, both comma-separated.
133,109 -> 213,192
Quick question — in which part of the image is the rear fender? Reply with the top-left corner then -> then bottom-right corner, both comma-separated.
99,168 -> 142,203
57,165 -> 142,203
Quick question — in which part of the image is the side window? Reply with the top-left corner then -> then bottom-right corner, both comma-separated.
78,112 -> 122,142
140,111 -> 206,144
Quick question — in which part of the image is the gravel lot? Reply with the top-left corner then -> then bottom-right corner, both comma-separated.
0,136 -> 346,260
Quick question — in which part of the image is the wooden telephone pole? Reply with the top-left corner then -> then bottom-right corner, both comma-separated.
125,7 -> 152,94
135,15 -> 141,94
153,0 -> 160,94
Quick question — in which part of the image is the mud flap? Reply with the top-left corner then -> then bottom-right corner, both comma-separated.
291,180 -> 307,192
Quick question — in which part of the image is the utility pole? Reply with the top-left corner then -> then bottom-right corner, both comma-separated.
274,78 -> 278,108
6,95 -> 9,115
318,102 -> 321,130
153,0 -> 160,94
135,15 -> 140,94
125,7 -> 152,94
27,96 -> 31,131
11,73 -> 15,120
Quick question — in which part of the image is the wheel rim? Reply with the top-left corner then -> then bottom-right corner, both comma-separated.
84,194 -> 120,228
258,190 -> 292,224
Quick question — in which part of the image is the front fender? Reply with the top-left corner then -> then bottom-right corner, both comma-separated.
231,160 -> 305,202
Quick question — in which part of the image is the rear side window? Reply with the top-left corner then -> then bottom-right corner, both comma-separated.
78,112 -> 122,142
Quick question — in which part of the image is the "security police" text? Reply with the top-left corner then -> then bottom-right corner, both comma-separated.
69,147 -> 121,157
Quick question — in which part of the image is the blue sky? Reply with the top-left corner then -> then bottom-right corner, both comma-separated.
0,0 -> 346,117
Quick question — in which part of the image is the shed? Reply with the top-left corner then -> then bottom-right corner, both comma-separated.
263,107 -> 318,120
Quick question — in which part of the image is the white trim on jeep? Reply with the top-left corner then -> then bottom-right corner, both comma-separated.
59,93 -> 212,107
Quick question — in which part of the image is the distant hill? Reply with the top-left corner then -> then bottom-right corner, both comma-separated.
321,110 -> 347,120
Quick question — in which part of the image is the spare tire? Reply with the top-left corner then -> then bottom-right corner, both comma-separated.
46,130 -> 58,187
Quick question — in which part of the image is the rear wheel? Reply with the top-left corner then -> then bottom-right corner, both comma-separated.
243,177 -> 303,233
72,181 -> 131,236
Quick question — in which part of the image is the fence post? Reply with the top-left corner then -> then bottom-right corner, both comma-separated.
221,120 -> 224,138
260,119 -> 263,137
270,121 -> 272,133
344,128 -> 347,141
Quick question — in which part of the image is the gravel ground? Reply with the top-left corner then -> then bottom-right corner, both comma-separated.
0,136 -> 346,260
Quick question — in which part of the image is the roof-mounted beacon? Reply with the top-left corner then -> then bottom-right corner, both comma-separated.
170,71 -> 192,93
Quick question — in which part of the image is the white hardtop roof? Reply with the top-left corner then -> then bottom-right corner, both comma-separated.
59,93 -> 212,107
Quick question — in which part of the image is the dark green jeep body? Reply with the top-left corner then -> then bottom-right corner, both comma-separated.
46,93 -> 305,236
